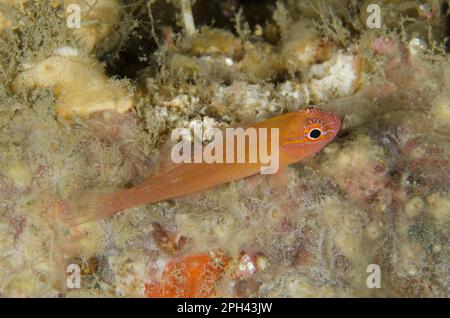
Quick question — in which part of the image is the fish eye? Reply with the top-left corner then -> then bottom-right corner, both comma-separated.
308,128 -> 322,139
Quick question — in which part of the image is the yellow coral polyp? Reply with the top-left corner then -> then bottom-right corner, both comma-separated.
13,53 -> 134,118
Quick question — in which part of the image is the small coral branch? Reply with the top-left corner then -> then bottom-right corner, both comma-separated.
178,0 -> 196,36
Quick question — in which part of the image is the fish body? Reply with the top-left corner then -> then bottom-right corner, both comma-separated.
70,107 -> 340,223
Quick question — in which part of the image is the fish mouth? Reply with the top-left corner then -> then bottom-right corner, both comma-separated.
328,112 -> 342,132
322,111 -> 341,137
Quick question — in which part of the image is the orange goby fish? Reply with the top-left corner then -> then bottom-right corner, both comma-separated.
68,107 -> 340,224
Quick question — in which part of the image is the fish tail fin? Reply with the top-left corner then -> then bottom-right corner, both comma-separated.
66,190 -> 124,226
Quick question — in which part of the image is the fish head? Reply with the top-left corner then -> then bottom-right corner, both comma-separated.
281,107 -> 341,161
